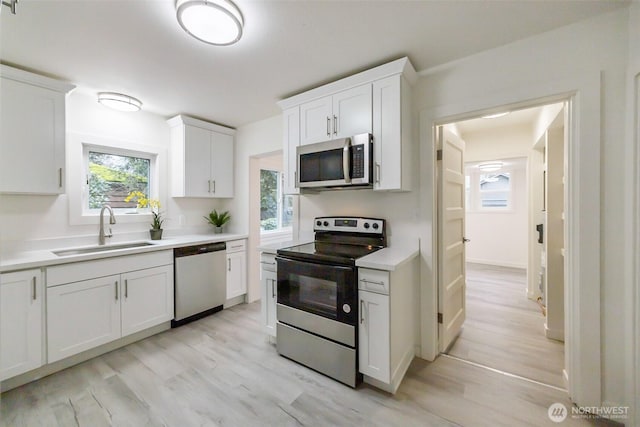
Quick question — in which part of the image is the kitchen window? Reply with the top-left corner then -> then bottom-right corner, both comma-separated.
260,169 -> 292,234
82,145 -> 158,214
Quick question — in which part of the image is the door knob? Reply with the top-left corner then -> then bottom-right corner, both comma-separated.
463,237 -> 471,243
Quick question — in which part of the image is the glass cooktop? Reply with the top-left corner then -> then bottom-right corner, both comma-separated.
277,242 -> 382,266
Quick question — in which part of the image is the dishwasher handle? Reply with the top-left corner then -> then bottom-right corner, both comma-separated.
174,242 -> 227,258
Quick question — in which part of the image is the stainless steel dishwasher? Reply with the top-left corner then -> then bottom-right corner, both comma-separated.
172,242 -> 226,327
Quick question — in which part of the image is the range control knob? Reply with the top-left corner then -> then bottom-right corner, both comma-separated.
364,223 -> 370,229
323,221 -> 329,227
372,223 -> 379,230
316,220 -> 322,227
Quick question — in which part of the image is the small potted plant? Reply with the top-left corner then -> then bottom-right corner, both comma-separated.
204,209 -> 230,234
150,208 -> 165,240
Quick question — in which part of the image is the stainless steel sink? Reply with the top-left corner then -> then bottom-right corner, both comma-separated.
53,242 -> 155,257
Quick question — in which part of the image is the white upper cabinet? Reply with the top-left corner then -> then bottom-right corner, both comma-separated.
277,57 -> 416,192
282,107 -> 300,195
300,84 -> 372,146
0,65 -> 75,195
372,74 -> 412,191
168,115 -> 235,198
300,96 -> 333,145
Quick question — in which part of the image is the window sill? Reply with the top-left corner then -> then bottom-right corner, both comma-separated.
260,229 -> 293,245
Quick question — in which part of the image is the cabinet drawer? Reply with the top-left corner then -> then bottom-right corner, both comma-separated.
358,268 -> 389,295
260,253 -> 276,273
226,239 -> 246,253
47,250 -> 173,287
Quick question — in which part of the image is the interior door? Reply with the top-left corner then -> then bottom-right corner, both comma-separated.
438,127 -> 466,352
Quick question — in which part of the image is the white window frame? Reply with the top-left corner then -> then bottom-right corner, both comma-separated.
68,133 -> 164,225
465,165 -> 514,213
260,168 -> 293,237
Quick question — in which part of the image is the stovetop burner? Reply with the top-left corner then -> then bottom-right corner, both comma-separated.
277,242 -> 382,266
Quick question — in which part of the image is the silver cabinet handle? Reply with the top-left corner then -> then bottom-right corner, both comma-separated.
360,300 -> 365,324
360,278 -> 385,287
58,168 -> 63,188
342,137 -> 352,184
375,162 -> 381,184
271,279 -> 276,299
208,180 -> 211,193
125,279 -> 128,298
228,258 -> 231,271
212,180 -> 216,193
326,116 -> 331,136
115,281 -> 118,300
333,115 -> 337,135
294,171 -> 298,187
32,276 -> 37,300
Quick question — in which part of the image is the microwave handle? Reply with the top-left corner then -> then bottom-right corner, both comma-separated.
343,138 -> 352,184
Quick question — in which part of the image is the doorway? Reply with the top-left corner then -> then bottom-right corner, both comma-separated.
437,103 -> 567,389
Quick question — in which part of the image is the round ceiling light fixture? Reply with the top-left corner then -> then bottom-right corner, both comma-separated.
176,0 -> 244,46
481,112 -> 510,119
97,92 -> 142,112
478,162 -> 504,172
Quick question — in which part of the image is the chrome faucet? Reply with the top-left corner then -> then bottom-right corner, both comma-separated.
99,205 -> 116,245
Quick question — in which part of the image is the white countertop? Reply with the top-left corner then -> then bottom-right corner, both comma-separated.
257,240 -> 310,255
0,233 -> 248,273
356,243 -> 420,271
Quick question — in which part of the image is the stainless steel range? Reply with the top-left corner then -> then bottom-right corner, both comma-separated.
276,217 -> 386,387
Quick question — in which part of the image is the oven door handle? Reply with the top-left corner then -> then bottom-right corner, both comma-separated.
343,137 -> 352,184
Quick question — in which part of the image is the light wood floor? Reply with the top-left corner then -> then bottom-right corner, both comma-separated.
447,263 -> 565,388
1,301 -> 614,426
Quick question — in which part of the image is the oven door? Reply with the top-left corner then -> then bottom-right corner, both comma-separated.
276,257 -> 357,325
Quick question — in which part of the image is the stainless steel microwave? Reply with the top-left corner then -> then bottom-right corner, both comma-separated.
296,133 -> 373,190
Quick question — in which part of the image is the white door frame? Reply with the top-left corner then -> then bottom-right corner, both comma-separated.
419,72 -> 602,407
630,70 -> 640,427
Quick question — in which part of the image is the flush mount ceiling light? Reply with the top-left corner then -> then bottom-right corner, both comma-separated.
481,112 -> 510,119
176,0 -> 244,46
478,162 -> 503,172
97,92 -> 142,112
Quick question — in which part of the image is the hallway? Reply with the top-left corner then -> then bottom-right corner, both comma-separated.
447,263 -> 564,388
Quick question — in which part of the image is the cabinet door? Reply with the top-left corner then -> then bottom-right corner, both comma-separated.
226,251 -> 246,299
0,270 -> 43,381
358,290 -> 390,382
121,266 -> 174,337
333,84 -> 372,139
47,275 -> 121,363
0,79 -> 65,194
183,124 -> 213,197
210,132 -> 234,198
372,75 -> 403,191
282,107 -> 300,195
300,96 -> 333,145
260,269 -> 277,337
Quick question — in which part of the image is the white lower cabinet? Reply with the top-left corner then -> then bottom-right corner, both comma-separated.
47,275 -> 121,363
46,251 -> 174,364
121,266 -> 174,337
357,260 -> 418,394
260,253 -> 277,337
358,290 -> 390,381
0,269 -> 43,381
226,240 -> 247,300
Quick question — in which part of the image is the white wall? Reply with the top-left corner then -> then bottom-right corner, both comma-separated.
0,89 -> 225,252
465,161 -> 528,269
223,115 -> 283,303
462,125 -> 531,269
415,8 -> 629,408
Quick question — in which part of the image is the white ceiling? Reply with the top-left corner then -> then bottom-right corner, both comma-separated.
455,105 -> 546,136
0,1 -> 627,128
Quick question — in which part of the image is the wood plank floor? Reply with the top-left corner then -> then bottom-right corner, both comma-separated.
447,263 -> 565,388
0,300 -> 614,426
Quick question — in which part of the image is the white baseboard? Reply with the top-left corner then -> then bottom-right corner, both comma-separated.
466,258 -> 527,270
545,323 -> 565,342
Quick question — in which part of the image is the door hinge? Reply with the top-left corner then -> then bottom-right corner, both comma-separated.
437,149 -> 443,161
437,313 -> 443,324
